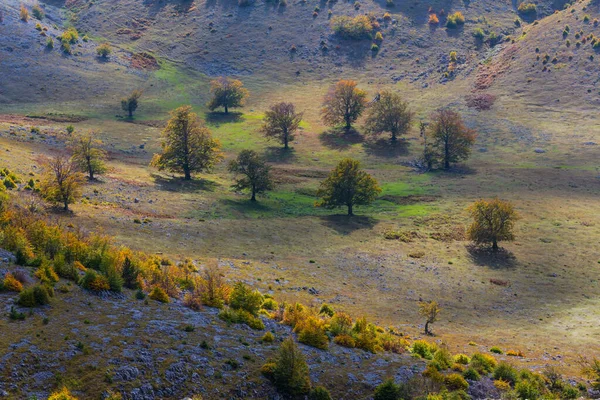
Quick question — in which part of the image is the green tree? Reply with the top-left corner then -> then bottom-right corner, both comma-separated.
428,109 -> 476,169
229,282 -> 264,316
316,158 -> 381,216
121,90 -> 142,118
39,155 -> 84,211
70,133 -> 107,180
207,77 -> 249,114
272,337 -> 311,396
467,198 -> 518,251
419,300 -> 440,335
374,378 -> 402,400
151,106 -> 223,180
321,80 -> 368,132
364,90 -> 413,142
228,150 -> 273,201
121,256 -> 140,289
260,102 -> 303,149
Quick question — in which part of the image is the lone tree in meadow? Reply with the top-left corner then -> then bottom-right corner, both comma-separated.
228,150 -> 273,201
364,90 -> 413,142
467,198 -> 518,251
321,80 -> 368,133
316,158 -> 381,216
207,77 -> 249,114
151,105 -> 223,180
262,337 -> 311,397
121,89 -> 142,118
419,300 -> 440,335
428,109 -> 476,169
39,155 -> 84,211
70,133 -> 107,180
260,102 -> 303,150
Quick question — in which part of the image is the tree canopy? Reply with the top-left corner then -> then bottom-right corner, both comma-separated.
316,158 -> 381,216
228,150 -> 273,201
364,90 -> 413,142
321,80 -> 368,132
70,133 -> 107,180
151,105 -> 223,180
419,300 -> 441,335
39,155 -> 84,211
260,102 -> 303,149
467,198 -> 518,251
207,77 -> 249,114
428,109 -> 476,169
121,90 -> 142,118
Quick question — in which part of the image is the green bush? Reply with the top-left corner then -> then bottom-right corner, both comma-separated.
472,28 -> 485,39
262,298 -> 278,311
515,380 -> 540,399
411,340 -> 438,359
493,362 -> 518,385
80,270 -> 110,292
149,287 -> 170,303
18,284 -> 52,307
374,378 -> 402,400
229,282 -> 264,316
454,354 -> 470,365
463,367 -> 480,381
445,373 -> 469,391
309,386 -> 332,400
296,316 -> 329,350
268,338 -> 311,396
446,12 -> 465,29
517,2 -> 536,15
433,348 -> 453,370
470,353 -> 497,374
219,307 -> 265,330
32,4 -> 45,20
261,331 -> 275,343
319,303 -> 334,317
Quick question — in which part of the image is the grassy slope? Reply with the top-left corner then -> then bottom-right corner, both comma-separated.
0,0 -> 599,386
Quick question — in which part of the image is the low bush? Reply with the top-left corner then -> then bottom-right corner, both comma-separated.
517,2 -> 536,15
96,43 -> 112,58
219,307 -> 265,330
149,286 -> 169,303
470,352 -> 497,374
411,339 -> 438,359
309,386 -> 332,400
295,315 -> 329,349
493,362 -> 518,385
230,282 -> 264,316
446,12 -> 465,29
445,373 -> 469,391
454,354 -> 470,365
20,5 -> 29,22
18,284 -> 53,307
374,378 -> 402,400
429,14 -> 439,24
331,15 -> 374,39
35,262 -> 59,285
515,379 -> 541,399
48,387 -> 78,400
463,367 -> 480,381
3,273 -> 23,292
319,303 -> 334,317
490,346 -> 503,354
32,4 -> 45,20
262,298 -> 278,311
261,331 -> 275,343
333,334 -> 355,348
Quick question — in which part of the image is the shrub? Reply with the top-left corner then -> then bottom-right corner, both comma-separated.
445,373 -> 469,391
561,384 -> 580,399
371,43 -> 379,52
374,378 -> 402,400
379,333 -> 408,353
3,273 -> 23,292
96,43 -> 111,58
584,14 -> 591,23
309,386 -> 332,400
261,331 -> 275,343
295,315 -> 329,350
494,379 -> 511,391
333,334 -> 356,348
429,14 -> 440,24
433,347 -> 453,370
35,262 -> 59,285
18,284 -> 52,307
449,51 -> 457,62
135,289 -> 146,300
506,349 -> 525,357
20,5 -> 29,22
383,12 -> 392,21
149,287 -> 169,303
454,354 -> 470,365
48,387 -> 78,400
183,292 -> 203,310
515,380 -> 540,399
517,2 -> 536,15
268,338 -> 311,396
32,4 -> 45,20
352,317 -> 380,353
330,15 -> 374,39
493,362 -> 518,385
3,177 -> 16,189
446,12 -> 465,29
80,270 -> 109,292
470,352 -> 497,374
318,303 -> 334,317
472,27 -> 485,39
62,28 -> 79,44
490,346 -> 503,354
411,340 -> 438,359
463,367 -> 480,381
329,311 -> 352,336
9,306 -> 25,320
230,282 -> 264,316
374,31 -> 383,42
262,298 -> 278,311
219,307 -> 265,330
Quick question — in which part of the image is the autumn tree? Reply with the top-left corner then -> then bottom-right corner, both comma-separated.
321,80 -> 368,132
207,77 -> 249,114
467,198 -> 518,251
151,106 -> 223,180
419,300 -> 440,335
39,155 -> 84,211
264,337 -> 311,397
70,133 -> 107,180
260,102 -> 303,149
121,89 -> 142,118
228,150 -> 273,201
428,109 -> 476,169
316,158 -> 381,216
364,90 -> 413,142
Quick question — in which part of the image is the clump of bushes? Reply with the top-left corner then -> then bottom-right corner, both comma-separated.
18,284 -> 53,307
518,2 -> 537,15
411,339 -> 439,359
80,270 -> 110,292
331,15 -> 374,39
2,273 -> 23,292
149,286 -> 169,303
20,5 -> 29,22
262,338 -> 311,397
32,4 -> 45,20
446,12 -> 465,29
96,43 -> 112,58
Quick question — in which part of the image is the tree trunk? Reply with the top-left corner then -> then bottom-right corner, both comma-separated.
224,105 -> 228,114
344,115 -> 351,133
128,108 -> 133,118
492,239 -> 498,251
183,165 -> 191,180
391,131 -> 397,142
251,185 -> 256,201
347,203 -> 353,216
425,321 -> 430,335
444,140 -> 450,170
284,135 -> 289,149
89,170 -> 94,180
63,201 -> 69,211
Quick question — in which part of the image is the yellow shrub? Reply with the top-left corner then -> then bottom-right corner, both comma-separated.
282,303 -> 310,327
507,349 -> 525,357
48,387 -> 78,400
333,334 -> 356,348
35,263 -> 59,284
296,315 -> 329,350
73,261 -> 86,271
494,379 -> 511,391
149,287 -> 170,303
3,273 -> 23,292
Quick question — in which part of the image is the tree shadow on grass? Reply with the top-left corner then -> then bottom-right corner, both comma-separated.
318,128 -> 364,150
466,244 -> 518,269
204,112 -> 244,127
151,173 -> 219,193
220,198 -> 273,215
319,214 -> 378,235
263,146 -> 298,164
363,137 -> 410,158
437,164 -> 478,176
